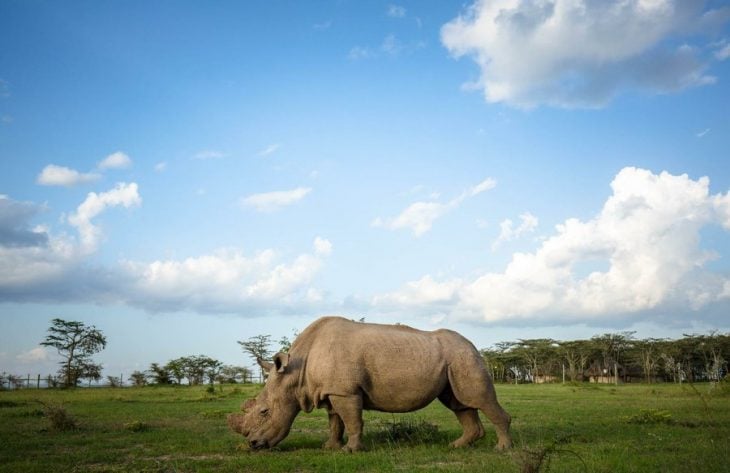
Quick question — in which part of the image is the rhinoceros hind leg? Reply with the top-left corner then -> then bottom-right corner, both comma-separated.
323,409 -> 345,450
328,394 -> 366,452
447,364 -> 513,450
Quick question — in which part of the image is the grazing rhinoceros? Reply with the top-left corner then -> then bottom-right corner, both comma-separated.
228,316 -> 512,452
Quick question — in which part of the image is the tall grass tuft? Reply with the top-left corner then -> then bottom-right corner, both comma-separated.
38,401 -> 77,431
516,435 -> 587,473
375,417 -> 442,444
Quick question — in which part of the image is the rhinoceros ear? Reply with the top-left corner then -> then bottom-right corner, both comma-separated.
273,352 -> 290,373
257,357 -> 274,372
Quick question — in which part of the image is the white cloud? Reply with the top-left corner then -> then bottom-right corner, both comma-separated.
193,150 -> 226,160
375,168 -> 730,325
119,237 -> 331,313
16,347 -> 50,363
441,0 -> 727,108
387,4 -> 406,18
257,144 -> 281,157
240,187 -> 311,212
715,42 -> 730,61
0,190 -> 331,315
67,182 -> 142,253
98,151 -> 132,170
0,184 -> 141,290
469,177 -> 497,196
492,212 -> 538,250
314,236 -> 332,256
37,165 -> 100,187
350,34 -> 426,60
154,161 -> 167,172
373,177 -> 496,237
696,128 -> 710,138
373,200 -> 457,237
348,46 -> 375,60
313,21 -> 332,30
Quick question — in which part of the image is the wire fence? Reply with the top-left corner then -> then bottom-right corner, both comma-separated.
0,373 -> 264,390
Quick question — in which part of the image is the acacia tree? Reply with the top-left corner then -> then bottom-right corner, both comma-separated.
148,363 -> 171,385
632,338 -> 663,383
559,340 -> 593,382
40,318 -> 107,388
237,335 -> 273,381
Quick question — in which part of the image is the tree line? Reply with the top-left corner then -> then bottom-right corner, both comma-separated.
481,331 -> 729,384
2,319 -> 727,389
0,319 -> 293,389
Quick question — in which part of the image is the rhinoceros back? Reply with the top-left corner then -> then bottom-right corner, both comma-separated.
294,317 -> 478,413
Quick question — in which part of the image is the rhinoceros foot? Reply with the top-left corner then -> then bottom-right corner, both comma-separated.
322,439 -> 344,450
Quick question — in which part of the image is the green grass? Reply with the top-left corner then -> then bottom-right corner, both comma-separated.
1,383 -> 728,472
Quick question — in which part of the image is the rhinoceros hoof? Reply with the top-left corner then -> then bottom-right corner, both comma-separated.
341,443 -> 366,453
323,440 -> 344,450
449,439 -> 472,448
495,440 -> 513,451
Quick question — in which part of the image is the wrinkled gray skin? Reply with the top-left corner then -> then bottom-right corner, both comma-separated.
228,316 -> 512,452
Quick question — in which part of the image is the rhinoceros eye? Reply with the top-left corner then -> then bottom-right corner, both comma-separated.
259,407 -> 269,417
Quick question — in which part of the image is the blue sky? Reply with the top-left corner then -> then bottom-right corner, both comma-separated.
1,0 -> 730,379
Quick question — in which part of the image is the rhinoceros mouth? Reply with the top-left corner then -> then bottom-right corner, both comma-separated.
249,438 -> 269,450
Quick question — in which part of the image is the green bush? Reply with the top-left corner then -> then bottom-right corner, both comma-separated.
123,420 -> 150,432
624,409 -> 674,425
375,418 -> 442,444
42,403 -> 77,431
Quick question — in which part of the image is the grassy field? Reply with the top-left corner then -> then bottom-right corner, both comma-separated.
1,382 -> 728,472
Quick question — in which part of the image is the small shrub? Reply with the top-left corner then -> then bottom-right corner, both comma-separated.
516,435 -> 587,473
201,409 -> 228,418
19,408 -> 45,418
205,385 -> 215,394
377,418 -> 441,444
710,376 -> 730,397
42,403 -> 77,431
124,420 -> 150,432
624,409 -> 674,425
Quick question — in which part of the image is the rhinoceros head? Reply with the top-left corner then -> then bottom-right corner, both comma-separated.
233,352 -> 300,450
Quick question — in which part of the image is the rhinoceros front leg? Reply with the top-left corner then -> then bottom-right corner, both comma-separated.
328,395 -> 365,452
323,408 -> 345,450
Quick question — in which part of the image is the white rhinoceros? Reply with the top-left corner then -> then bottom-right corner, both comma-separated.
228,316 -> 512,452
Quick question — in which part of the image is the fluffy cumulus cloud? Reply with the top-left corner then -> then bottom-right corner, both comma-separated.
37,164 -> 100,187
16,347 -> 51,364
375,168 -> 730,324
240,187 -> 312,212
373,178 -> 496,237
118,237 -> 332,313
98,151 -> 132,170
0,183 -> 140,294
0,183 -> 333,314
68,183 -> 141,253
441,0 -> 730,108
492,212 -> 539,250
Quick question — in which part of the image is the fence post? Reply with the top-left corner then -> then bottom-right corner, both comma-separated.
37,374 -> 41,389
